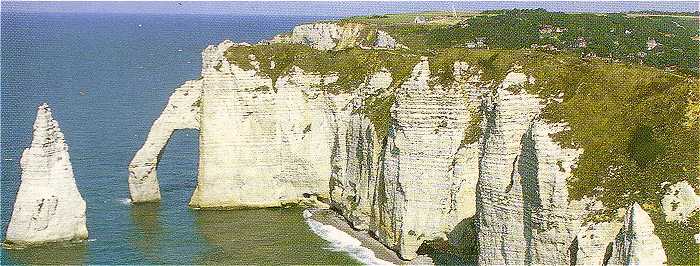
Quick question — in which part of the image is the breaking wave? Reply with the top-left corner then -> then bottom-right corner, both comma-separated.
118,198 -> 132,205
303,209 -> 393,265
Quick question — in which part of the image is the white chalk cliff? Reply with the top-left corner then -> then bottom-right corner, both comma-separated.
372,59 -> 475,259
476,72 -> 585,265
329,70 -> 390,230
609,203 -> 667,265
574,221 -> 623,265
268,23 -> 404,50
129,36 -> 673,263
5,103 -> 88,246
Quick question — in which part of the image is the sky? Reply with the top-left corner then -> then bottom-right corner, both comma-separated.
1,1 -> 698,16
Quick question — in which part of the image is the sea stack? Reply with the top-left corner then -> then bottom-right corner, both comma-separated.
4,103 -> 88,246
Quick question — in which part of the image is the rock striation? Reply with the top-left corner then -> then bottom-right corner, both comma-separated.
476,72 -> 584,265
329,70 -> 390,230
609,203 -> 667,265
5,103 -> 88,246
372,59 -> 475,259
190,40 -> 344,208
269,23 -> 365,51
130,40 -> 480,259
573,221 -> 623,265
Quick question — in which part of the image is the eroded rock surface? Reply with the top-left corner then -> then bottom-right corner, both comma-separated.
329,71 -> 391,230
371,59 -> 475,259
268,23 -> 403,50
191,41 -> 343,208
5,103 -> 88,246
609,203 -> 667,265
476,72 -> 583,265
128,36 -> 678,264
269,23 -> 365,51
128,80 -> 202,202
574,221 -> 623,265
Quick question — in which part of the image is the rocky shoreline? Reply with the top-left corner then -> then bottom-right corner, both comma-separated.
307,208 -> 401,264
306,208 -> 435,265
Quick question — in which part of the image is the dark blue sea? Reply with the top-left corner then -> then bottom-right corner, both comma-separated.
0,12 -> 364,264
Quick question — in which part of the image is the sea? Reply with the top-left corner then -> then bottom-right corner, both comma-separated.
0,11 -> 370,265
1,2 -> 698,265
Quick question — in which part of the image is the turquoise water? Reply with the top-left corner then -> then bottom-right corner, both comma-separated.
0,12 -> 359,264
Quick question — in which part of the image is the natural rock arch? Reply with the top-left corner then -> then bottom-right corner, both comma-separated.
127,80 -> 202,203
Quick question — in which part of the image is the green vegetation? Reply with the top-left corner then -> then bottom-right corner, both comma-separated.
340,11 -> 481,27
350,9 -> 699,76
627,10 -> 700,17
647,204 -> 700,265
520,54 -> 698,265
462,108 -> 482,145
225,43 -> 420,94
358,95 -> 396,143
224,43 -> 528,140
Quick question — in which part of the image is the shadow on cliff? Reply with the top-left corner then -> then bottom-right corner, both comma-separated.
416,216 -> 479,265
519,124 -> 541,265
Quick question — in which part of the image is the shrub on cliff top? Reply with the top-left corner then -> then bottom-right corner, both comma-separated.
225,43 -> 420,93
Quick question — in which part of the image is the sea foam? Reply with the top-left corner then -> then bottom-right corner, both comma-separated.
303,209 -> 394,265
118,198 -> 132,205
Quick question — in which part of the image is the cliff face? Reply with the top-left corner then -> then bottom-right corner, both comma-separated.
5,104 -> 88,246
371,59 -> 475,259
129,40 -> 478,259
329,70 -> 389,230
268,22 -> 404,50
574,221 -> 623,265
476,72 -> 584,265
129,21 -> 678,263
191,41 -> 342,208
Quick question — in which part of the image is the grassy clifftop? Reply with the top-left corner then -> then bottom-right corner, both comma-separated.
346,9 -> 700,76
224,9 -> 699,264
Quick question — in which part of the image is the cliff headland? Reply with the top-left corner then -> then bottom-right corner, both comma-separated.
128,9 -> 699,264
